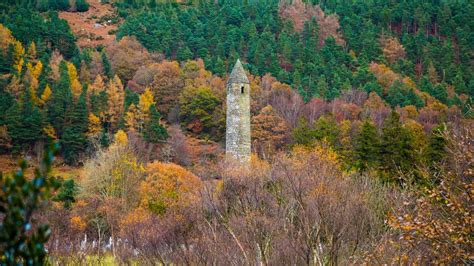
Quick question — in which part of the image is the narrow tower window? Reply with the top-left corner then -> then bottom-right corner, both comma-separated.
241,86 -> 244,94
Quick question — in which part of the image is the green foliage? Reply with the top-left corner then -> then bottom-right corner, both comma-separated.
115,0 -> 472,102
124,88 -> 139,110
0,10 -> 78,59
143,104 -> 168,143
0,91 -> 14,125
292,115 -> 340,148
75,0 -> 90,12
292,118 -> 315,147
101,51 -> 113,80
47,61 -> 73,137
0,143 -> 61,265
6,90 -> 44,152
89,90 -> 108,118
354,120 -> 379,172
62,89 -> 89,165
386,80 -> 424,108
53,178 -> 78,209
179,86 -> 223,138
426,124 -> 448,169
380,111 -> 416,182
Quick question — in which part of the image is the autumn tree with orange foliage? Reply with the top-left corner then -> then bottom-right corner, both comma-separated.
140,162 -> 202,216
151,60 -> 185,115
251,105 -> 289,157
381,36 -> 406,64
107,36 -> 151,81
279,0 -> 345,48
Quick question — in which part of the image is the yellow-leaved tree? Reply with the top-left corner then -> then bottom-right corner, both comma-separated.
106,75 -> 125,130
39,84 -> 52,106
67,62 -> 83,98
87,113 -> 102,137
12,40 -> 24,76
0,24 -> 13,52
125,87 -> 155,132
79,130 -> 145,247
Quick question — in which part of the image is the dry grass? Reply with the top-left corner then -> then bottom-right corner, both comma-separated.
59,0 -> 120,48
0,154 -> 82,180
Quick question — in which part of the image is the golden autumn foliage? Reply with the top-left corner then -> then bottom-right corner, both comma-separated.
11,40 -> 24,75
368,62 -> 399,89
70,216 -> 87,232
89,74 -> 106,94
118,207 -> 153,237
87,113 -> 102,137
292,141 -> 340,171
381,36 -> 406,64
26,42 -> 36,61
81,134 -> 146,229
138,87 -> 154,115
0,24 -> 13,52
140,161 -> 202,215
182,59 -> 213,88
125,87 -> 155,132
67,62 -> 83,98
28,61 -> 42,80
107,36 -> 151,81
114,130 -> 128,146
39,84 -> 52,106
106,75 -> 125,129
43,124 -> 57,140
125,103 -> 139,131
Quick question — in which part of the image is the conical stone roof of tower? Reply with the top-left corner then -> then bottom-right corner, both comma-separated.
228,59 -> 249,84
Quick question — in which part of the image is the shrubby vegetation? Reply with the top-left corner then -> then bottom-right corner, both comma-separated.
0,0 -> 472,264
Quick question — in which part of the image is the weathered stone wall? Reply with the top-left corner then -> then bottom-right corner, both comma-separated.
226,82 -> 251,162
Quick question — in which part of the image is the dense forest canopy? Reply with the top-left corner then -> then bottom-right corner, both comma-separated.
0,0 -> 472,264
117,0 -> 473,104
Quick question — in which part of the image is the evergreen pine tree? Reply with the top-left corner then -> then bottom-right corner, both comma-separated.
61,89 -> 88,165
101,52 -> 113,80
75,0 -> 89,12
213,57 -> 226,77
354,120 -> 379,172
7,90 -> 44,152
426,124 -> 447,169
143,104 -> 168,143
380,111 -> 415,182
47,61 -> 73,137
0,91 -> 14,125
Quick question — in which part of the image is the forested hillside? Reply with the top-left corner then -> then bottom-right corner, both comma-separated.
0,0 -> 472,264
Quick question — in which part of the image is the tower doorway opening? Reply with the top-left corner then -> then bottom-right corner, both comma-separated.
241,86 -> 244,94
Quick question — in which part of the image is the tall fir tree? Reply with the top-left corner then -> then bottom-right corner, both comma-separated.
380,111 -> 416,183
101,51 -> 113,80
426,124 -> 447,170
6,89 -> 44,152
61,89 -> 88,165
354,120 -> 379,172
143,104 -> 168,143
47,61 -> 73,137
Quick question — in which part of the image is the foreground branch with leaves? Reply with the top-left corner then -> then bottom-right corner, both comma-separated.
0,143 -> 60,264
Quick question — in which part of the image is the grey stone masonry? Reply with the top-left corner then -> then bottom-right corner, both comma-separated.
226,59 -> 251,162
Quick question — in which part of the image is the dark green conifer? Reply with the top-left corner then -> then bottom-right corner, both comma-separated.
143,104 -> 168,143
380,111 -> 415,182
354,120 -> 379,172
61,89 -> 88,165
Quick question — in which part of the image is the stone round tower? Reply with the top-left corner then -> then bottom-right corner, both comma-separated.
226,59 -> 251,162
